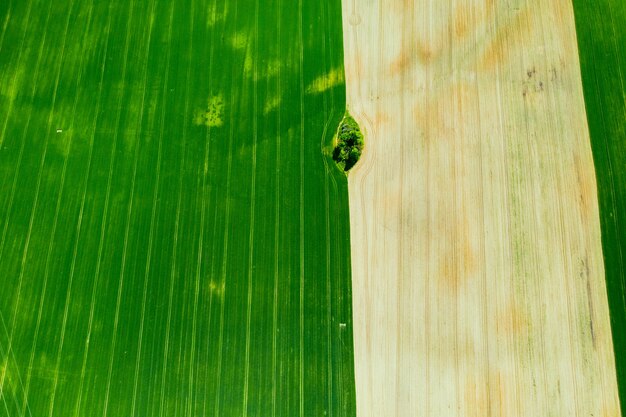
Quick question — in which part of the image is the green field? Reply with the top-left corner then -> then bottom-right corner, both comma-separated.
0,0 -> 356,415
572,1 -> 626,414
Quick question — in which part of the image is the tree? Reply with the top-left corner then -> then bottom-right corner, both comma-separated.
332,112 -> 364,172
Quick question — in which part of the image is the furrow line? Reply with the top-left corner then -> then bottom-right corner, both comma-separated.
195,0 -> 222,414
606,0 -> 626,106
215,0 -> 239,413
129,4 -> 163,417
490,7 -> 523,414
297,0 -> 305,414
191,124 -> 209,414
197,0 -> 221,414
0,314 -> 15,414
324,0 -> 339,195
242,0 -> 259,414
0,0 -> 43,282
0,0 -> 34,148
0,0 -> 60,411
198,0 -> 221,413
0,6 -> 38,408
186,0 -> 215,410
40,1 -> 87,415
395,3 -> 408,411
323,145 -> 333,417
200,197 -> 223,417
0,314 -> 16,415
472,14 -> 492,416
0,0 -> 35,265
424,1 -> 431,407
71,4 -> 114,416
22,2 -> 94,416
187,2 -> 217,401
0,0 -> 11,57
160,1 -> 194,415
201,194 -> 221,417
537,2 -> 584,413
317,2 -> 334,409
593,67 -> 625,300
537,8 -> 559,411
271,1 -> 282,415
605,0 -> 626,303
518,27 -> 550,412
98,2 -> 138,415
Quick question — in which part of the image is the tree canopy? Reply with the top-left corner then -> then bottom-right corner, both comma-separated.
332,112 -> 364,171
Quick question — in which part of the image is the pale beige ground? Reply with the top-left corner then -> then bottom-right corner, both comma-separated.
341,0 -> 622,416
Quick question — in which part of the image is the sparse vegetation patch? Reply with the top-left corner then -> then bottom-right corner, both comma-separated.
193,94 -> 224,127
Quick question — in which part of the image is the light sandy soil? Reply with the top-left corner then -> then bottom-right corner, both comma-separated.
341,0 -> 622,416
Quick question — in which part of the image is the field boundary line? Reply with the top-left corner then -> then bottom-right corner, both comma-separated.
587,28 -> 626,408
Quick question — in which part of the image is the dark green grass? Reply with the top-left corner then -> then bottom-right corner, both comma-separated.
572,1 -> 626,413
0,0 -> 356,415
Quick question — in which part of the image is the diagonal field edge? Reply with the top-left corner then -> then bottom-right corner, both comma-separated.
572,0 -> 626,414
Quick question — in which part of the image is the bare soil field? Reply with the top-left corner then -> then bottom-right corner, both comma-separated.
341,0 -> 622,415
